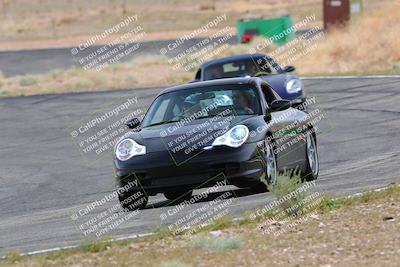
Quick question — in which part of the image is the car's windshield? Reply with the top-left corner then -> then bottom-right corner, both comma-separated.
141,85 -> 261,128
203,56 -> 281,81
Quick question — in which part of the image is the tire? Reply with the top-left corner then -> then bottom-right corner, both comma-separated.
118,189 -> 148,211
301,131 -> 319,181
164,190 -> 193,201
253,136 -> 278,192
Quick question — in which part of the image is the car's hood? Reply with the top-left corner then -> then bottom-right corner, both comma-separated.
121,115 -> 263,154
262,73 -> 287,87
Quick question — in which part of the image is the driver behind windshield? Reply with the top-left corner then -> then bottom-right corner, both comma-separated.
233,90 -> 255,115
210,65 -> 224,79
180,94 -> 205,118
246,63 -> 258,76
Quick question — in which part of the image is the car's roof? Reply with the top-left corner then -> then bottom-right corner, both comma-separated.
159,77 -> 263,95
200,53 -> 266,69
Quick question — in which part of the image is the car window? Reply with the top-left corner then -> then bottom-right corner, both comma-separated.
184,91 -> 234,112
148,98 -> 171,125
172,104 -> 182,118
141,84 -> 261,127
223,63 -> 243,73
261,83 -> 278,106
203,57 -> 281,81
256,56 -> 281,74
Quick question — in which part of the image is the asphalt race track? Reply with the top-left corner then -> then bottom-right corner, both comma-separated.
0,37 -> 237,77
0,30 -> 321,77
0,77 -> 399,256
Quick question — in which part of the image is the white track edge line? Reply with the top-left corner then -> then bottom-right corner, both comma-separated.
301,75 -> 400,79
3,183 -> 398,259
1,232 -> 155,259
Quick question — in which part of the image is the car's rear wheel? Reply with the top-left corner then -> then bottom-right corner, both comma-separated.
164,190 -> 193,201
302,131 -> 319,181
118,189 -> 148,211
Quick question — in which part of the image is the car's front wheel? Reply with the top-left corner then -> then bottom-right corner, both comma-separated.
301,131 -> 319,181
264,139 -> 278,186
252,137 -> 278,192
118,189 -> 148,211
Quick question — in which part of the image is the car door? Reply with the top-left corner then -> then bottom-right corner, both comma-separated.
262,83 -> 308,171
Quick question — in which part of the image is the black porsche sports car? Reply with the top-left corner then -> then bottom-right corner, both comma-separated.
114,77 -> 319,211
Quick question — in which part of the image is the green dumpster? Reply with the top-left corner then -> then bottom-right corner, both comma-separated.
237,15 -> 295,46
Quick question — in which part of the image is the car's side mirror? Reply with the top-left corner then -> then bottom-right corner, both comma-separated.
283,65 -> 295,73
270,99 -> 292,112
126,117 -> 141,129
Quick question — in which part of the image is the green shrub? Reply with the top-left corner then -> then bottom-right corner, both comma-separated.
191,234 -> 243,251
124,74 -> 137,84
48,69 -> 63,79
320,195 -> 343,211
72,78 -> 94,89
4,251 -> 21,263
0,71 -> 6,87
19,76 -> 38,86
69,67 -> 85,77
0,88 -> 9,96
80,239 -> 111,253
267,171 -> 306,217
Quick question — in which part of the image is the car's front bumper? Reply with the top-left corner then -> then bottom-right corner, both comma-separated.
114,141 -> 266,194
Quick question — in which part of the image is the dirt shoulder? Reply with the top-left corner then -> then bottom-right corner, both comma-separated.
0,29 -> 225,52
2,185 -> 399,267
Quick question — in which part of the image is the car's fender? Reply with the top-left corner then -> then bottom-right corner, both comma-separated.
261,74 -> 304,101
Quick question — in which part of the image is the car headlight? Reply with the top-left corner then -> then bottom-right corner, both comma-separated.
115,138 -> 146,161
286,78 -> 303,94
212,125 -> 249,148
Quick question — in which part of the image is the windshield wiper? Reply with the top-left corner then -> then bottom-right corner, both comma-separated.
196,114 -> 232,120
146,119 -> 181,127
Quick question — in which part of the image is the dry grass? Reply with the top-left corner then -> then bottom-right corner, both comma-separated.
236,1 -> 400,75
0,72 -> 6,87
2,185 -> 400,267
296,1 -> 400,74
229,1 -> 400,74
0,55 -> 194,97
0,0 -> 393,51
0,1 -> 398,98
0,0 -> 322,50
